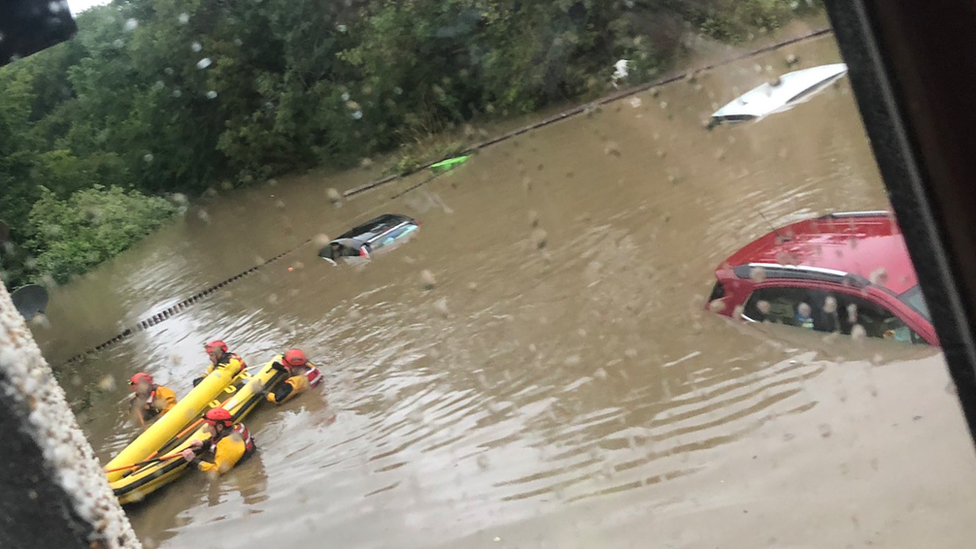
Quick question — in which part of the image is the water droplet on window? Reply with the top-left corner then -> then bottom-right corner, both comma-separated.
206,90 -> 218,99
351,111 -> 363,120
869,267 -> 888,285
851,324 -> 867,341
421,270 -> 436,290
113,39 -> 124,48
191,41 -> 202,52
337,24 -> 347,32
326,188 -> 342,205
234,38 -> 243,46
341,92 -> 350,101
531,228 -> 548,249
172,89 -> 182,98
97,375 -> 116,391
434,297 -> 449,317
124,18 -> 138,31
143,153 -> 154,163
197,58 -> 212,69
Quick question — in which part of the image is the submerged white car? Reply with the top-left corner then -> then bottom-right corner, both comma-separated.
711,63 -> 848,125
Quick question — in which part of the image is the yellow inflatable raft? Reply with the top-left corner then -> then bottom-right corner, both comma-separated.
105,367 -> 245,483
111,359 -> 286,504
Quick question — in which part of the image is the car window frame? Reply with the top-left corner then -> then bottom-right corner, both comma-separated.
740,280 -> 933,344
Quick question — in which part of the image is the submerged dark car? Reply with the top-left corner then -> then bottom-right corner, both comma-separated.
318,214 -> 420,265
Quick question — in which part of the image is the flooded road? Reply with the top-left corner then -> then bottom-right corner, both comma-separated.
31,32 -> 976,548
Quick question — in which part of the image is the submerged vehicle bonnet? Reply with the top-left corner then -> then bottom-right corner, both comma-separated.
711,63 -> 848,124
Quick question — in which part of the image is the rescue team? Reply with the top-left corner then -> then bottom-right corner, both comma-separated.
128,339 -> 323,475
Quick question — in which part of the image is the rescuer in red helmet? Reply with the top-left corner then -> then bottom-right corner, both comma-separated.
193,339 -> 247,386
267,349 -> 323,405
127,372 -> 178,426
181,407 -> 255,475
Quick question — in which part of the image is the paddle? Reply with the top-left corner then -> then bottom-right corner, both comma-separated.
104,451 -> 185,474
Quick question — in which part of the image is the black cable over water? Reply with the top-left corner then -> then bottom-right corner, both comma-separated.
59,240 -> 310,366
343,27 -> 834,197
59,27 -> 832,366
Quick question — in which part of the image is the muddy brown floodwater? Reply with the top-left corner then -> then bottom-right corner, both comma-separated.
28,32 -> 976,548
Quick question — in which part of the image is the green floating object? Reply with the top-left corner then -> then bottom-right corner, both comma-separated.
429,155 -> 470,173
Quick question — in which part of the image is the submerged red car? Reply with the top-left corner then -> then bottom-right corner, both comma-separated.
706,211 -> 937,346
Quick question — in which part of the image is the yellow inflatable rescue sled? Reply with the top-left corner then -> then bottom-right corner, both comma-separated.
104,367 -> 245,483
110,359 -> 286,504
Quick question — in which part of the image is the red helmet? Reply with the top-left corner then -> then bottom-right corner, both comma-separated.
205,340 -> 228,354
282,349 -> 308,368
203,407 -> 233,427
129,372 -> 154,388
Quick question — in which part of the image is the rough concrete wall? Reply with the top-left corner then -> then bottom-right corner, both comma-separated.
0,282 -> 141,549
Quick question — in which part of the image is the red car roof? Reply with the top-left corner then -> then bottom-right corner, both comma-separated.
721,212 -> 919,295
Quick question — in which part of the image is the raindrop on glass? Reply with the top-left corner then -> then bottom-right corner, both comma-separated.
326,188 -> 342,205
97,375 -> 116,391
143,153 -> 154,163
178,13 -> 189,24
531,228 -> 548,250
197,58 -> 212,69
191,41 -> 202,52
421,270 -> 436,290
124,18 -> 138,31
206,90 -> 218,99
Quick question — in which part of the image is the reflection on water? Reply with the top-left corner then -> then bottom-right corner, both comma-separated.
30,34 -> 976,548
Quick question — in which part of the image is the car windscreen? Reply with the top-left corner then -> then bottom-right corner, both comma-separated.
318,241 -> 362,260
899,285 -> 931,321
